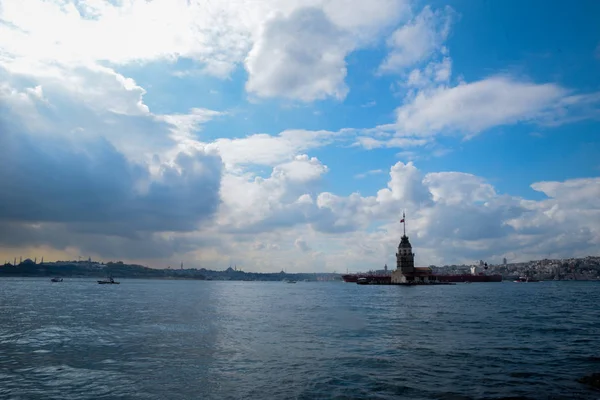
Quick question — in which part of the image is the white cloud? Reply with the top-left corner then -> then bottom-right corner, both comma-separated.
0,0 -> 250,75
360,1 -> 600,151
395,76 -> 570,137
157,108 -> 223,140
531,178 -> 600,211
376,162 -> 433,207
354,136 -> 429,149
322,0 -> 409,34
245,7 -> 351,102
424,172 -> 497,205
294,238 -> 312,252
25,85 -> 49,104
206,160 -> 600,270
0,63 -> 227,166
406,57 -> 452,88
350,73 -> 600,151
244,0 -> 410,101
206,129 -> 339,168
0,81 -> 44,128
379,5 -> 455,74
2,62 -> 150,117
355,169 -> 385,179
273,155 -> 329,182
361,100 -> 377,108
216,155 -> 329,231
502,178 -> 600,255
0,0 -> 410,101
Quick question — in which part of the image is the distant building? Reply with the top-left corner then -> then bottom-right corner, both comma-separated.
503,257 -> 507,265
373,264 -> 391,276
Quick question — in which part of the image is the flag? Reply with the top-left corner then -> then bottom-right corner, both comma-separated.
400,218 -> 405,223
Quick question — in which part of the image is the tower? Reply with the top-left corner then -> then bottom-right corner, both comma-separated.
395,212 -> 415,275
396,234 -> 415,274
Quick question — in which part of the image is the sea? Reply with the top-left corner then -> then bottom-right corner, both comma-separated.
0,278 -> 599,400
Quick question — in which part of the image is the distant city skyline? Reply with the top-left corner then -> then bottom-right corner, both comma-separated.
3,254 -> 598,283
4,252 -> 598,274
0,0 -> 599,272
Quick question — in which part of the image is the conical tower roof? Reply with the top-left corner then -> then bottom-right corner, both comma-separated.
398,234 -> 412,249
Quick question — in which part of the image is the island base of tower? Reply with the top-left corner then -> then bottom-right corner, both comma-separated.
356,279 -> 455,286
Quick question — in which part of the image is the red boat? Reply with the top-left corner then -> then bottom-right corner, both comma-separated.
342,272 -> 502,283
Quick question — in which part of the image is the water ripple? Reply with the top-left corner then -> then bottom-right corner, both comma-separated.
0,279 -> 599,399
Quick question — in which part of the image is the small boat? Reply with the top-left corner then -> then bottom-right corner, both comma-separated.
50,277 -> 63,282
98,276 -> 119,284
284,279 -> 297,283
514,276 -> 539,283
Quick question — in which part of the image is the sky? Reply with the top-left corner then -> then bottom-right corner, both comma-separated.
0,0 -> 599,272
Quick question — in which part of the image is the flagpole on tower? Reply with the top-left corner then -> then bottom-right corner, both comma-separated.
400,211 -> 406,236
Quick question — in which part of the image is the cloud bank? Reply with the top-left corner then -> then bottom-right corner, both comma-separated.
0,0 -> 598,271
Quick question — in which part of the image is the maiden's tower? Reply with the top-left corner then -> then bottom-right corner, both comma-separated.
391,213 -> 437,284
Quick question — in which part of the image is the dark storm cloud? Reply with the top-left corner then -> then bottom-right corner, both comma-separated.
0,124 -> 223,238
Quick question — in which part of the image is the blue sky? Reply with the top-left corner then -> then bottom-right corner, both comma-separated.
0,0 -> 599,271
117,0 -> 600,197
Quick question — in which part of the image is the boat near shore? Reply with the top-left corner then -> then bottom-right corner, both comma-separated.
98,276 -> 119,284
514,276 -> 540,282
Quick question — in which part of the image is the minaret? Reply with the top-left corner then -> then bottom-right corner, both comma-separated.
396,212 -> 415,275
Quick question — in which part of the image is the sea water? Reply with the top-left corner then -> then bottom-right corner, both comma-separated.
1,278 -> 599,399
